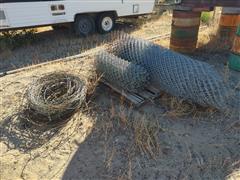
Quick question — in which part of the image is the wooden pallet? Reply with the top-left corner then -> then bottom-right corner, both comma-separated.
101,80 -> 161,107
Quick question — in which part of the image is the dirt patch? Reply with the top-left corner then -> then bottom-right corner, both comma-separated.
0,57 -> 96,179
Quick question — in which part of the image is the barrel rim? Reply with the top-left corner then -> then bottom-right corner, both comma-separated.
170,45 -> 196,53
171,24 -> 200,29
170,38 -> 198,46
172,17 -> 200,27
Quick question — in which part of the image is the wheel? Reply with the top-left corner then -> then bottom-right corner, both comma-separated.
97,12 -> 116,34
74,15 -> 95,36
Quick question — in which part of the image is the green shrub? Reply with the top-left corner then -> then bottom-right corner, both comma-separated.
0,29 -> 37,51
201,12 -> 213,24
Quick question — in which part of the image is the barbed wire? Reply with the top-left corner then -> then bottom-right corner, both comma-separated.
22,72 -> 87,128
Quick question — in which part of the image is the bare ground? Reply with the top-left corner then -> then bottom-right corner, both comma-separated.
1,14 -> 240,180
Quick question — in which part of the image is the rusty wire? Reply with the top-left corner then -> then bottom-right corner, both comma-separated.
22,72 -> 87,128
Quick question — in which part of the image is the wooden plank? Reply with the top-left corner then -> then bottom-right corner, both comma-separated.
147,85 -> 161,95
137,90 -> 154,99
100,79 -> 163,107
101,80 -> 145,106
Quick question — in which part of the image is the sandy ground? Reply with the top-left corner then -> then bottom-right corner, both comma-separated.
1,14 -> 240,180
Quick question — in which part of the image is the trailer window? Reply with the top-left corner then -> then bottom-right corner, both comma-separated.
51,5 -> 58,11
58,4 -> 65,10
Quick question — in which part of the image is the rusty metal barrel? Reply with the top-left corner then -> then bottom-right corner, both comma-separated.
218,7 -> 240,49
229,25 -> 240,71
170,10 -> 201,53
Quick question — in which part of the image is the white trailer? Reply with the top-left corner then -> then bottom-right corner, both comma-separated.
0,0 -> 155,35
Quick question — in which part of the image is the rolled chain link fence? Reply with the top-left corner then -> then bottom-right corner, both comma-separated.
95,51 -> 150,93
107,33 -> 230,110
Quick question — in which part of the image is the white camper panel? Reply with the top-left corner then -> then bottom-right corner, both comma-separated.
0,0 -> 155,30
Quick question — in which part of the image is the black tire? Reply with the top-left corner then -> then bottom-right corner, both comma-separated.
74,15 -> 95,37
96,12 -> 116,34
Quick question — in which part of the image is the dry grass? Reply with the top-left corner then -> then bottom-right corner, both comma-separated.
104,147 -> 116,170
85,71 -> 101,101
132,116 -> 161,159
159,93 -> 197,118
108,100 -> 161,159
167,98 -> 196,118
197,9 -> 232,52
226,170 -> 240,180
132,14 -> 172,40
157,92 -> 230,121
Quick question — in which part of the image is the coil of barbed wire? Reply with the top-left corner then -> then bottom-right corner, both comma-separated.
22,72 -> 87,128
